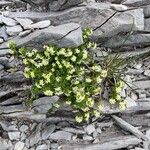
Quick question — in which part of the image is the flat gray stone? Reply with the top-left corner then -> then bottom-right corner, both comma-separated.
0,38 -> 4,44
8,131 -> 20,140
41,124 -> 56,140
144,70 -> 150,77
3,3 -> 144,40
62,127 -> 86,134
0,105 -> 25,114
28,123 -> 42,147
144,18 -> 150,31
14,141 -> 25,150
0,1 -> 13,7
6,25 -> 23,36
133,80 -> 150,89
82,135 -> 93,141
50,131 -> 73,141
26,20 -> 51,29
19,30 -> 31,37
1,16 -> 17,26
0,49 -> 10,56
15,18 -> 33,29
36,144 -> 49,150
103,34 -> 150,48
0,71 -> 26,83
146,129 -> 150,140
125,97 -> 137,108
123,0 -> 150,6
19,125 -> 29,132
85,124 -> 95,135
0,57 -> 9,67
0,137 -> 12,150
0,23 -> 83,49
49,0 -> 83,11
32,96 -> 59,114
0,26 -> 8,41
144,5 -> 150,18
110,4 -> 128,11
0,64 -> 4,71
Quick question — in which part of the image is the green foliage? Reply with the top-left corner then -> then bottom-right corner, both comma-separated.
9,28 -> 126,123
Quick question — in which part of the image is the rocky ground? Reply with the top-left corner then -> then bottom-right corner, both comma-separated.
0,0 -> 150,150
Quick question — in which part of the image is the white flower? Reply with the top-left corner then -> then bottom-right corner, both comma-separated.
66,76 -> 71,80
109,98 -> 116,104
101,70 -> 107,78
86,98 -> 94,107
23,59 -> 28,65
30,71 -> 35,78
74,80 -> 79,85
92,43 -> 97,49
71,55 -> 77,62
82,50 -> 88,59
75,116 -> 83,123
85,78 -> 92,83
44,90 -> 53,96
56,77 -> 61,82
75,48 -> 80,54
92,65 -> 101,72
93,110 -> 100,117
96,76 -> 102,83
39,79 -> 44,86
116,87 -> 122,93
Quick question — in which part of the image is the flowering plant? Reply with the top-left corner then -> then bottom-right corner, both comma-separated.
9,28 -> 126,123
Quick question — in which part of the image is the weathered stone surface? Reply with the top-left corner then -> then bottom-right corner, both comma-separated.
0,26 -> 8,41
1,16 -> 18,26
0,1 -> 13,7
0,38 -> 4,44
0,23 -> 83,49
0,71 -> 26,83
48,3 -> 144,39
103,34 -> 150,48
41,124 -> 56,140
85,124 -> 95,135
19,125 -> 29,132
110,4 -> 128,12
3,3 -> 144,40
26,20 -> 51,29
133,80 -> 150,89
125,97 -> 137,108
50,131 -> 73,141
0,105 -> 25,114
144,18 -> 150,31
8,131 -> 20,140
36,144 -> 49,150
0,64 -> 4,71
0,137 -> 12,150
49,0 -> 83,11
0,57 -> 9,67
32,96 -> 59,114
6,25 -> 23,36
19,30 -> 32,37
28,123 -> 42,147
15,18 -> 33,29
62,127 -> 86,134
14,141 -> 25,150
144,70 -> 150,77
0,49 -> 10,56
144,5 -> 150,18
123,0 -> 150,6
83,135 -> 93,141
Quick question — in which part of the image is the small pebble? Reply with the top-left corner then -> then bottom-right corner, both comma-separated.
144,70 -> 150,77
85,124 -> 95,135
